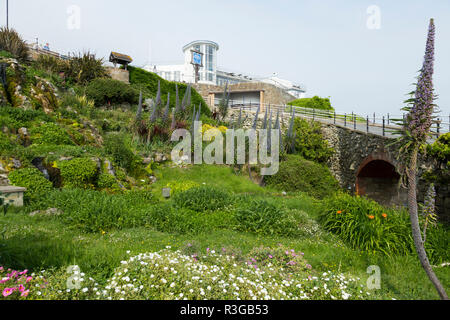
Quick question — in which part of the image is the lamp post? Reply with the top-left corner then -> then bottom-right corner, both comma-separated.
6,0 -> 9,29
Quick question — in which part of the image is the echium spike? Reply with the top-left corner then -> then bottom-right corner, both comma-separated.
136,90 -> 143,121
175,84 -> 180,113
196,103 -> 201,121
407,18 -> 436,143
187,85 -> 192,108
181,85 -> 189,111
155,80 -> 161,106
171,110 -> 176,130
237,107 -> 242,128
150,99 -> 157,123
162,93 -> 170,122
262,107 -> 268,130
252,105 -> 260,130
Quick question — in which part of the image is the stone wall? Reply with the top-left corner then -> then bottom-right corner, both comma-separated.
193,82 -> 296,109
227,109 -> 448,220
106,67 -> 130,84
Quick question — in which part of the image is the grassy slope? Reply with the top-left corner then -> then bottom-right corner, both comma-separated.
1,164 -> 448,300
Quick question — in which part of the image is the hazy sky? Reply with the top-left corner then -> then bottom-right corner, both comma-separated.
5,0 -> 450,117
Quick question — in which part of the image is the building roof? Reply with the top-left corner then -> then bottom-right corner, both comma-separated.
182,40 -> 219,52
109,52 -> 133,64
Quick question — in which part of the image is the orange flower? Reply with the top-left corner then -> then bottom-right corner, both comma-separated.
337,211 -> 342,214
382,213 -> 387,218
368,215 -> 375,220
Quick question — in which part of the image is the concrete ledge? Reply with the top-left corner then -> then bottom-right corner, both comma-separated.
0,186 -> 27,207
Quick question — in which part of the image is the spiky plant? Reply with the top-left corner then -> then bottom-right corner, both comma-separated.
155,80 -> 162,107
0,27 -> 29,61
66,51 -> 108,84
136,90 -> 143,121
162,93 -> 170,123
252,105 -> 260,130
393,19 -> 447,300
285,109 -> 296,154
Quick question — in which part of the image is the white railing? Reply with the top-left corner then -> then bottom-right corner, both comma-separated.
213,98 -> 449,138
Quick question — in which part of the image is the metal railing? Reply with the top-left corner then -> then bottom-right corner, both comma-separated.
214,98 -> 449,138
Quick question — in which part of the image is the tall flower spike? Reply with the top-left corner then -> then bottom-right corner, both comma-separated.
407,18 -> 436,143
155,80 -> 161,107
136,90 -> 143,121
175,84 -> 180,113
252,105 -> 260,130
162,93 -> 170,122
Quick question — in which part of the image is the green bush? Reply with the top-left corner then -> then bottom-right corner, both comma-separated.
8,168 -> 53,202
58,158 -> 98,189
265,155 -> 339,199
427,132 -> 450,165
319,193 -> 415,256
128,66 -> 211,117
289,96 -> 334,111
0,107 -> 54,130
64,52 -> 108,85
103,133 -> 140,172
86,78 -> 139,107
234,199 -> 286,235
0,27 -> 29,61
293,118 -> 334,163
173,186 -> 232,212
30,122 -> 74,146
97,173 -> 121,192
0,132 -> 13,151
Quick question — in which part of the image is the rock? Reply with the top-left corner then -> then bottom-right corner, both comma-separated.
12,159 -> 21,169
59,157 -> 73,161
154,153 -> 167,163
0,174 -> 9,186
18,127 -> 29,136
143,158 -> 153,165
104,159 -> 116,176
29,208 -> 63,217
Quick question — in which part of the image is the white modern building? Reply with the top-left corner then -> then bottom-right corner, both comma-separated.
144,40 -> 306,99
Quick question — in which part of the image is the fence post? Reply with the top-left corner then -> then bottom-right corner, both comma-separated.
366,116 -> 369,133
437,118 -> 440,136
344,114 -> 347,127
354,114 -> 356,130
334,112 -> 336,124
313,108 -> 315,121
373,113 -> 375,124
387,113 -> 390,125
382,116 -> 385,136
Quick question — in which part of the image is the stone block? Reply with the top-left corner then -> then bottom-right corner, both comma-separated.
0,186 -> 27,207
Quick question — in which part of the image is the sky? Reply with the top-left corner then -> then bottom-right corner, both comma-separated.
4,0 -> 450,117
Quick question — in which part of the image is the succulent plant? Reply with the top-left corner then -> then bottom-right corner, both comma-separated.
136,90 -> 143,121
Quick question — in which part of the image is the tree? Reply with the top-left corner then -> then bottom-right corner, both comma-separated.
394,19 -> 447,300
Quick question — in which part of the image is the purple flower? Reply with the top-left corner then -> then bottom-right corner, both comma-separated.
407,19 -> 436,143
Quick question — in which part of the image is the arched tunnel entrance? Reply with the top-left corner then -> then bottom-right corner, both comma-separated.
356,160 -> 408,208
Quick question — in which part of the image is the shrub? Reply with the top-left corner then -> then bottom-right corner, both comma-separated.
58,158 -> 98,189
86,78 -> 139,107
97,173 -> 122,193
103,133 -> 139,172
30,122 -> 74,146
8,168 -> 53,202
319,193 -> 415,256
265,155 -> 339,199
34,55 -> 68,74
0,107 -> 54,130
0,27 -> 29,61
65,52 -> 108,85
292,118 -> 334,163
289,96 -> 334,111
128,66 -> 211,117
234,199 -> 286,235
427,132 -> 450,165
0,132 -> 13,151
165,180 -> 199,195
173,186 -> 232,212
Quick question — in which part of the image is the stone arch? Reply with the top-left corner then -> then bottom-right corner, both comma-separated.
355,151 -> 407,207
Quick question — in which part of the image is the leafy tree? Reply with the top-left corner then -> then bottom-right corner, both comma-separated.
292,118 -> 333,163
289,96 -> 334,111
